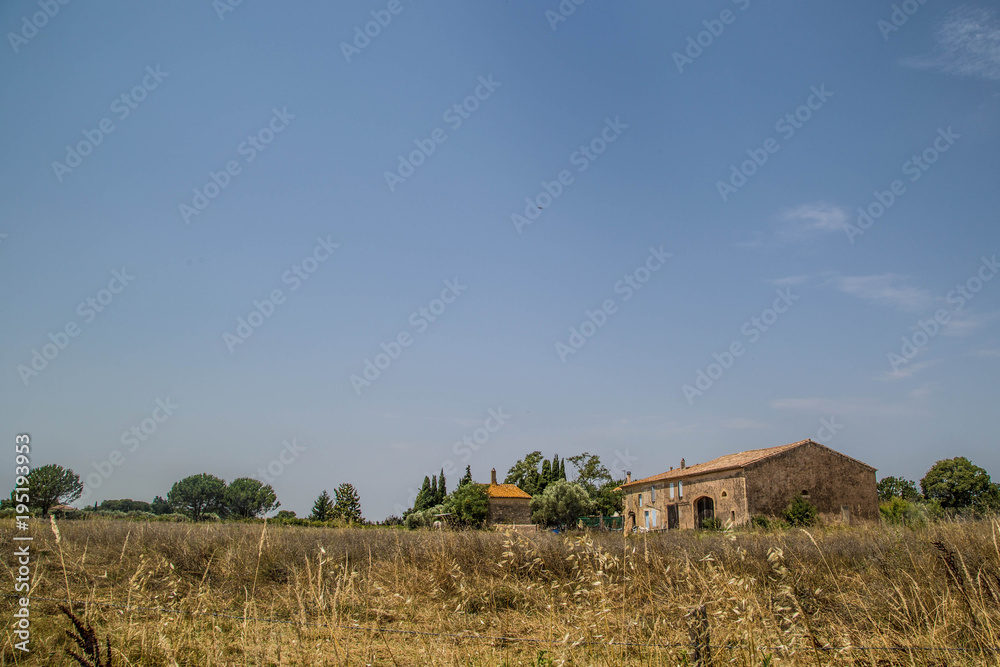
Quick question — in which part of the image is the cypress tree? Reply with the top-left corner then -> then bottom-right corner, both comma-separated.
541,459 -> 552,485
431,475 -> 439,505
414,476 -> 432,512
458,465 -> 473,488
439,467 -> 447,501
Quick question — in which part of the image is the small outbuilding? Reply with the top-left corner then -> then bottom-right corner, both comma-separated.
483,468 -> 532,525
621,439 -> 878,531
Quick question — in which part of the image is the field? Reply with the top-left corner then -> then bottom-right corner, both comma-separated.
3,518 -> 999,666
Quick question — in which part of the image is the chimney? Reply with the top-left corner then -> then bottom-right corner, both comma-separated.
491,468 -> 497,485
626,471 -> 631,484
680,458 -> 686,470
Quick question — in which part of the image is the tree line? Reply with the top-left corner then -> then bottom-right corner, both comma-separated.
399,451 -> 625,529
4,465 -> 366,525
877,456 -> 1000,524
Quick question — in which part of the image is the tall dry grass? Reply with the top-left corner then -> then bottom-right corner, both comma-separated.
2,517 -> 999,665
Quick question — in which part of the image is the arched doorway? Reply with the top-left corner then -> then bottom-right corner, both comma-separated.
695,496 -> 715,527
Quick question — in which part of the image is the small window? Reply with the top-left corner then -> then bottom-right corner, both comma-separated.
678,481 -> 684,497
650,486 -> 656,503
721,490 -> 728,498
801,490 -> 809,497
669,483 -> 675,499
638,493 -> 643,507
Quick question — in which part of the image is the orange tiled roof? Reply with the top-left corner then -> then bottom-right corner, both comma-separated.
622,439 -> 874,489
482,483 -> 532,499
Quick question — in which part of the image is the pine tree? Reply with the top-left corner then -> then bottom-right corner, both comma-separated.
458,466 -> 473,488
310,490 -> 334,521
333,483 -> 363,524
439,467 -> 447,502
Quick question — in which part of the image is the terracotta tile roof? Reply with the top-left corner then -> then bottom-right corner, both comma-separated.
622,439 -> 873,489
482,483 -> 532,499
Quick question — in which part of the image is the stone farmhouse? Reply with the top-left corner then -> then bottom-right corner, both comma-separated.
483,468 -> 532,525
621,439 -> 877,531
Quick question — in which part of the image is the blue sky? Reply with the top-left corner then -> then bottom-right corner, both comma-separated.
2,1 -> 999,520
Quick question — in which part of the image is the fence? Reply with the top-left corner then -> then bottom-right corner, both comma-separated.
577,515 -> 624,530
14,594 -> 999,660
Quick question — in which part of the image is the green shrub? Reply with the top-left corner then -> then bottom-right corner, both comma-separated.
879,497 -> 931,528
701,517 -> 723,531
783,496 -> 818,527
750,515 -> 788,530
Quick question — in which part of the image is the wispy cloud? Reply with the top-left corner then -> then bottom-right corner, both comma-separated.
909,384 -> 934,399
831,274 -> 935,312
941,311 -> 997,337
768,275 -> 811,287
738,202 -> 848,249
777,203 -> 848,240
720,417 -> 769,430
877,359 -> 941,381
902,7 -> 1000,81
770,397 -> 915,417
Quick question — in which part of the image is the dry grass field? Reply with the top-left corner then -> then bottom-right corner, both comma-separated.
3,517 -> 999,666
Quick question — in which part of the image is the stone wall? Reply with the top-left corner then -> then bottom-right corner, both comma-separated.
744,442 -> 878,522
488,497 -> 532,525
624,471 -> 749,530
